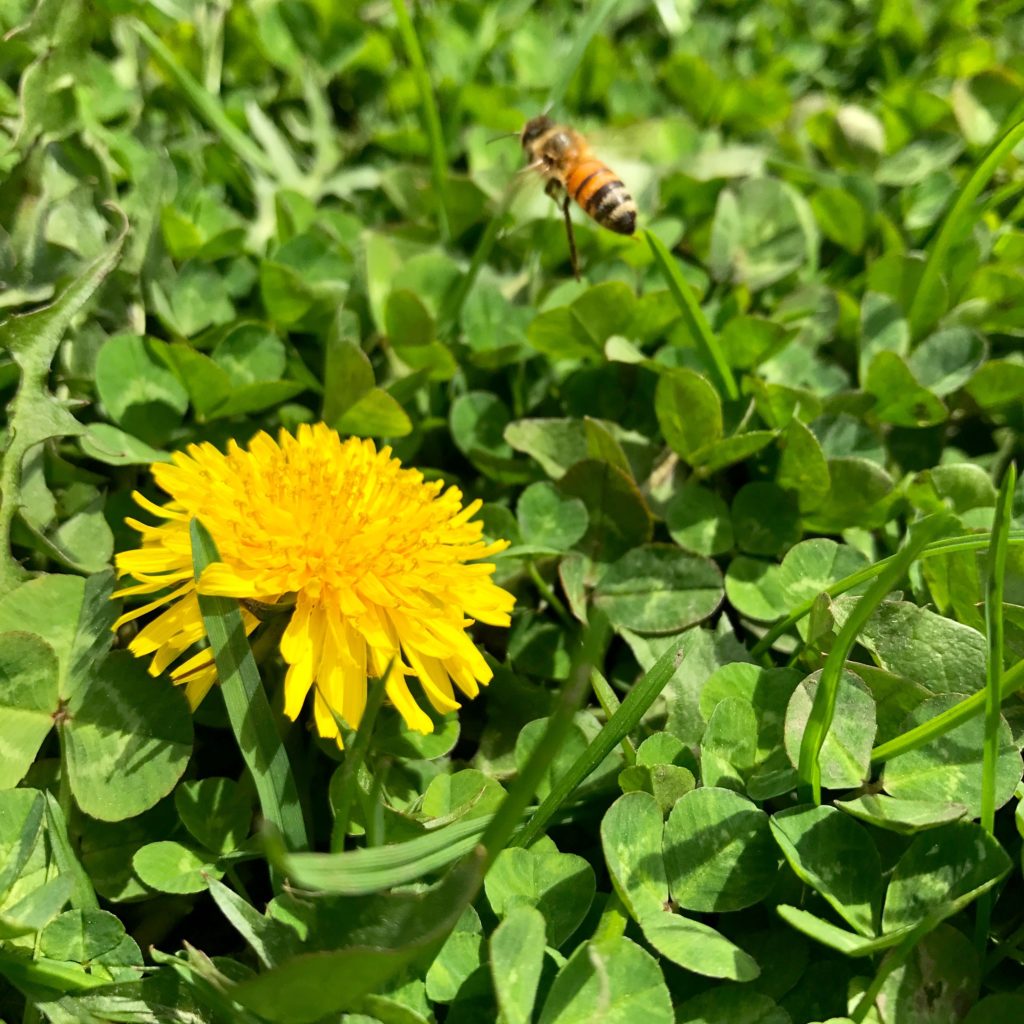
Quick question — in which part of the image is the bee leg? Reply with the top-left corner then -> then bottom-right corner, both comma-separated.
560,194 -> 580,281
541,180 -> 580,280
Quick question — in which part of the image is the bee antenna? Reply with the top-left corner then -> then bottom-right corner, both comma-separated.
487,130 -> 520,145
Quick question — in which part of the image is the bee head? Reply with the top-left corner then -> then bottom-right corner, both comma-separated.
521,115 -> 553,149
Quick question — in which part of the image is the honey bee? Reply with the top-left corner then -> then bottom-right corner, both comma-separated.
520,114 -> 637,279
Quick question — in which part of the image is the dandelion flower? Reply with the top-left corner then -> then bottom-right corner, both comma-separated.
113,423 -> 515,744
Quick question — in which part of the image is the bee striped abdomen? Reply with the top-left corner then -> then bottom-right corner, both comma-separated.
567,161 -> 637,236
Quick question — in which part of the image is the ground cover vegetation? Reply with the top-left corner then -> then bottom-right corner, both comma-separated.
2,0 -> 1024,1021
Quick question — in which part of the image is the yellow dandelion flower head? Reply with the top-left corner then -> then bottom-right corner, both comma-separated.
113,423 -> 515,744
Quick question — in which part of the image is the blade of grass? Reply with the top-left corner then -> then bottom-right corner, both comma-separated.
391,0 -> 449,242
644,229 -> 739,401
871,655 -> 1024,764
190,519 -> 309,875
590,668 -> 636,765
976,463 -> 1016,951
272,810 -> 501,894
798,514 -> 953,804
907,111 -> 1024,340
329,673 -> 388,852
479,610 -> 612,867
751,530 -> 1024,658
546,0 -> 620,112
981,464 -> 1016,833
512,632 -> 687,848
132,19 -> 277,180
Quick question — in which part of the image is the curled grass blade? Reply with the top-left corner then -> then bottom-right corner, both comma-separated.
798,514 -> 953,804
190,519 -> 309,874
132,19 -> 276,181
391,0 -> 449,242
751,530 -> 1024,658
512,630 -> 687,848
644,229 -> 739,401
908,112 -> 1024,340
271,811 -> 499,895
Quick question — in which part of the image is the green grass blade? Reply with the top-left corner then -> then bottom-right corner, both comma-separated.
329,673 -> 388,851
751,530 -> 1024,658
870,655 -> 1024,764
482,611 -> 612,863
644,229 -> 739,401
976,463 -> 1016,951
132,19 -> 277,180
190,519 -> 309,871
590,668 -> 636,765
546,0 -> 620,112
391,0 -> 449,242
273,811 -> 499,894
512,631 -> 687,848
798,514 -> 953,803
907,114 -> 1024,340
981,464 -> 1016,833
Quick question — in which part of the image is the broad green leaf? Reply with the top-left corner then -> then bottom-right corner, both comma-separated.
94,334 -> 189,445
836,794 -> 967,834
655,369 -> 722,459
504,419 -> 589,479
134,839 -> 220,897
490,907 -> 545,1024
709,178 -> 817,291
907,326 -> 985,396
557,460 -> 652,562
227,853 -> 486,1022
537,936 -> 673,1024
854,602 -> 987,694
882,695 -> 1021,817
63,653 -> 193,822
731,483 -> 801,557
601,792 -> 667,919
175,778 -> 252,855
784,671 -> 876,790
770,806 -> 881,937
425,907 -> 483,1004
776,418 -> 830,512
882,822 -> 1011,931
870,924 -> 979,1024
593,544 -> 723,634
39,909 -> 127,963
516,482 -> 588,551
664,788 -> 779,912
0,633 -> 59,788
484,846 -> 595,947
725,557 -> 789,622
864,351 -> 947,427
665,483 -> 733,555
676,987 -> 791,1024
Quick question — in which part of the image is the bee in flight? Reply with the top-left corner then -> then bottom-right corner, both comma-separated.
520,114 -> 637,280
